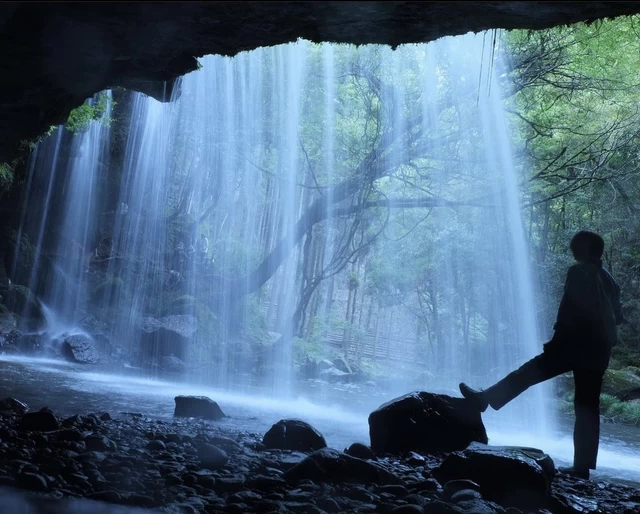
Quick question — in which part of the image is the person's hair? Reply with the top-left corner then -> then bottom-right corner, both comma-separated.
570,231 -> 604,261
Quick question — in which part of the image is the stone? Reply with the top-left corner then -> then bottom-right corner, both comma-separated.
196,443 -> 229,470
263,419 -> 327,452
146,440 -> 167,451
333,356 -> 353,374
368,392 -> 488,454
174,395 -> 225,420
345,442 -> 376,460
283,448 -> 403,485
58,333 -> 100,364
434,443 -> 555,509
160,355 -> 187,373
138,315 -> 197,361
392,506 -> 424,514
451,489 -> 483,502
0,397 -> 28,415
20,408 -> 60,432
443,479 -> 482,500
85,435 -> 117,452
16,471 -> 48,491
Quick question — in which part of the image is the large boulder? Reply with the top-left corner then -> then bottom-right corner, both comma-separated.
160,355 -> 187,373
138,315 -> 197,361
283,448 -> 403,485
20,407 -> 60,432
2,285 -> 46,330
434,442 -> 555,509
263,419 -> 327,452
174,395 -> 225,420
58,333 -> 100,364
368,391 -> 488,454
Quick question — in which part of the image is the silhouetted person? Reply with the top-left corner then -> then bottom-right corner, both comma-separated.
460,231 -> 622,480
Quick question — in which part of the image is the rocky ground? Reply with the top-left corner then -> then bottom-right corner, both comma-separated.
0,395 -> 636,514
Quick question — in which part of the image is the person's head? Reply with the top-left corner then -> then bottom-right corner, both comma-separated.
570,231 -> 604,263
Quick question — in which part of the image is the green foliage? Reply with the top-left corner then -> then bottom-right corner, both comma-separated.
0,163 -> 14,193
65,92 -> 114,134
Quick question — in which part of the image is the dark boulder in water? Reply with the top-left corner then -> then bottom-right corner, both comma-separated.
368,391 -> 488,454
59,333 -> 100,364
174,395 -> 225,420
434,442 -> 555,509
160,355 -> 187,373
284,447 -> 402,485
138,315 -> 197,361
263,419 -> 327,452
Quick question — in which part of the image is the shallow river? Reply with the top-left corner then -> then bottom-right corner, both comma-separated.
0,355 -> 638,487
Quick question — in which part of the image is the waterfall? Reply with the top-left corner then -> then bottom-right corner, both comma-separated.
15,33 -> 553,435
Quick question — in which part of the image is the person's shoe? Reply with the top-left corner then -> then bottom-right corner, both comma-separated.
459,383 -> 489,413
558,466 -> 590,480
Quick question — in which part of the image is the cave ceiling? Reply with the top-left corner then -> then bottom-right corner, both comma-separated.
1,1 -> 639,164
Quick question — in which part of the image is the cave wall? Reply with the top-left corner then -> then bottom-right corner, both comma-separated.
1,1 -> 640,165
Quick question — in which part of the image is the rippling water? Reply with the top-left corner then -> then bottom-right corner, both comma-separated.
0,355 -> 637,487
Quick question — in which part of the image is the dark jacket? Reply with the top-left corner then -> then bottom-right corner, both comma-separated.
549,261 -> 622,370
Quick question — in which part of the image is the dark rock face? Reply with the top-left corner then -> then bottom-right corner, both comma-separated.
434,443 -> 555,509
369,391 -> 488,454
19,408 -> 60,432
138,315 -> 197,361
283,448 -> 402,485
174,395 -> 225,420
2,2 -> 640,166
263,419 -> 327,452
58,333 -> 100,364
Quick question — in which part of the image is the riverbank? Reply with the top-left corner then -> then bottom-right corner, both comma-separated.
0,398 -> 637,514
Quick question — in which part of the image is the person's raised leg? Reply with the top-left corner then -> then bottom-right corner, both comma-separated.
460,347 -> 571,412
561,369 -> 604,479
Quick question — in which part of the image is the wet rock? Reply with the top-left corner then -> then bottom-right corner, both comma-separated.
17,333 -> 45,354
263,419 -> 327,452
368,392 -> 488,454
138,315 -> 198,361
160,355 -> 187,373
345,442 -> 376,460
319,367 -> 353,382
455,499 -> 506,514
17,471 -> 48,491
85,435 -> 117,452
57,428 -> 84,442
434,443 -> 555,509
392,506 -> 424,514
284,448 -> 403,485
333,356 -> 353,374
196,443 -> 229,470
20,407 -> 60,432
146,439 -> 167,451
0,397 -> 28,415
424,501 -> 464,513
58,333 -> 100,364
451,489 -> 483,502
443,479 -> 482,500
174,395 -> 225,420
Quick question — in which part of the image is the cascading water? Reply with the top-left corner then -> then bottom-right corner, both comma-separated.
14,33 -> 554,437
